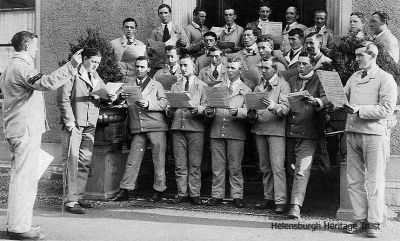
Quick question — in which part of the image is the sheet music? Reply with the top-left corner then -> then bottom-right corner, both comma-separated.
165,92 -> 192,108
244,92 -> 270,110
121,86 -> 143,105
120,44 -> 147,63
316,70 -> 348,106
155,75 -> 178,91
204,86 -> 229,108
287,90 -> 309,112
261,21 -> 283,45
90,82 -> 124,99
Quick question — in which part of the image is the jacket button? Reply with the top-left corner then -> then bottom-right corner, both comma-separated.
221,134 -> 225,136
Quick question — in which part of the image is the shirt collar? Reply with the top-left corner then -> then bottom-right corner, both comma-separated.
13,52 -> 34,66
361,64 -> 379,77
259,18 -> 269,24
224,23 -> 237,31
122,34 -> 136,44
210,63 -> 222,72
288,22 -> 297,29
228,77 -> 241,89
191,21 -> 201,29
312,25 -> 326,33
376,25 -> 389,38
161,22 -> 173,31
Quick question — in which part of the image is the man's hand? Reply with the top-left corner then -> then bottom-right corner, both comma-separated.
65,123 -> 76,132
247,108 -> 258,121
304,95 -> 318,106
70,49 -> 83,68
205,106 -> 215,116
119,92 -> 130,99
228,107 -> 238,116
343,104 -> 360,114
135,100 -> 149,109
107,94 -> 117,102
260,97 -> 276,109
187,106 -> 198,114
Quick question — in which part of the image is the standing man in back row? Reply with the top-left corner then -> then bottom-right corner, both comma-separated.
281,6 -> 307,55
1,31 -> 81,240
185,7 -> 209,58
149,3 -> 189,76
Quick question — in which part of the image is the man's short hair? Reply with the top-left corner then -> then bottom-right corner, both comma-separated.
287,6 -> 299,15
227,57 -> 242,65
244,27 -> 261,38
298,52 -> 312,61
288,28 -> 304,40
372,11 -> 390,25
136,56 -> 150,66
260,57 -> 280,70
122,18 -> 138,28
224,7 -> 236,14
165,45 -> 179,54
82,48 -> 102,59
257,35 -> 274,47
258,0 -> 271,9
356,41 -> 379,58
350,12 -> 365,22
203,31 -> 217,40
193,7 -> 206,15
306,32 -> 323,46
207,46 -> 224,56
11,31 -> 37,52
314,9 -> 327,17
179,54 -> 195,66
158,3 -> 171,13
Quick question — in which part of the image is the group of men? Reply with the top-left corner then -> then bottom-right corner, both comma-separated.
0,1 -> 398,240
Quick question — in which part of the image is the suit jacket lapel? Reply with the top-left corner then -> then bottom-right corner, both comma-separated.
78,66 -> 93,88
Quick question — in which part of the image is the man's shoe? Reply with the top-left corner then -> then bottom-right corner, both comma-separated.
287,204 -> 301,219
191,197 -> 202,205
149,191 -> 163,203
275,204 -> 287,214
65,203 -> 85,214
233,198 -> 245,208
171,196 -> 187,204
8,229 -> 45,240
255,199 -> 274,209
366,222 -> 380,238
78,199 -> 93,208
110,189 -> 129,202
343,219 -> 366,234
206,198 -> 223,206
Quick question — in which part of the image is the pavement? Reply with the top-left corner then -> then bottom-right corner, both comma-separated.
1,171 -> 400,240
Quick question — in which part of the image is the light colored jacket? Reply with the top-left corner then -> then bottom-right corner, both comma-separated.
149,23 -> 189,68
208,78 -> 252,140
374,27 -> 400,63
185,22 -> 209,57
344,66 -> 398,136
110,35 -> 146,77
57,65 -> 105,127
0,52 -> 77,138
251,75 -> 290,137
304,25 -> 334,53
198,63 -> 228,84
169,76 -> 207,132
219,24 -> 244,48
125,77 -> 168,133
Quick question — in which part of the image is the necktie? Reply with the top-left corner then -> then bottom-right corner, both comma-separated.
289,50 -> 295,60
265,82 -> 272,92
285,25 -> 290,32
212,66 -> 218,79
361,70 -> 367,78
246,48 -> 252,54
184,78 -> 189,91
88,73 -> 92,85
127,39 -> 133,45
229,84 -> 234,95
169,66 -> 175,75
162,24 -> 170,42
227,26 -> 232,33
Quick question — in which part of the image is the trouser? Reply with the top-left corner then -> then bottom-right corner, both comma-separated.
285,138 -> 318,206
7,133 -> 42,233
61,126 -> 96,202
255,135 -> 287,204
172,130 -> 204,197
346,132 -> 387,223
120,131 -> 167,192
210,138 -> 244,199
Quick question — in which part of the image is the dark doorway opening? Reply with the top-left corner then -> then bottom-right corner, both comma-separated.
198,0 -> 326,29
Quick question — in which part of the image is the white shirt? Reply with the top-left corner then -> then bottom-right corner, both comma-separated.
228,77 -> 241,92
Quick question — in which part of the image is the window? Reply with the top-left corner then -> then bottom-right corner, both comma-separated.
0,0 -> 35,72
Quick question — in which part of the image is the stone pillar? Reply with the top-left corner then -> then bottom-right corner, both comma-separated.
162,0 -> 197,27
